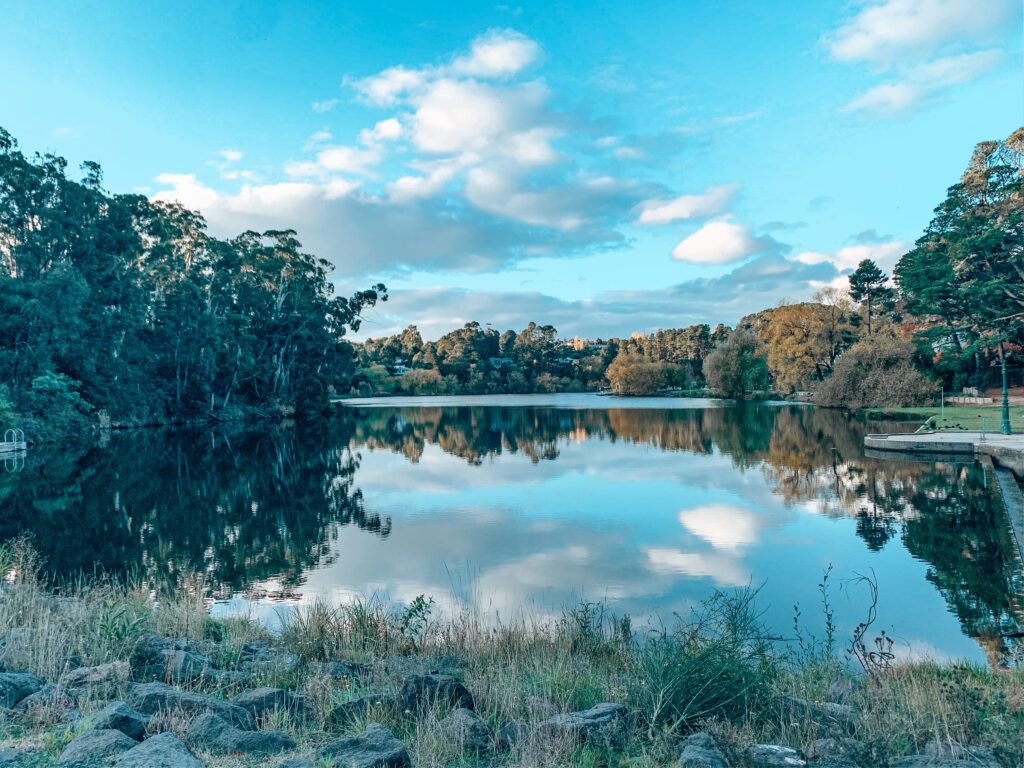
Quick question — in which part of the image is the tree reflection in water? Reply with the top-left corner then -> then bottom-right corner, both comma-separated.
2,402 -> 1021,661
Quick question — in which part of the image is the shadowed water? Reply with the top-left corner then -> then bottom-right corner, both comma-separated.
2,395 -> 1022,665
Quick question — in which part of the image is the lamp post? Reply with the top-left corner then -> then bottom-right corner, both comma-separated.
1001,351 -> 1012,435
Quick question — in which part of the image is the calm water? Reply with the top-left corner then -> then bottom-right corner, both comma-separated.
2,395 -> 1022,665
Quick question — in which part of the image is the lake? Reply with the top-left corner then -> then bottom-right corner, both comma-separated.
2,394 -> 1022,666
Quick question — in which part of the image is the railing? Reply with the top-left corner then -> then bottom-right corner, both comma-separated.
1,428 -> 26,453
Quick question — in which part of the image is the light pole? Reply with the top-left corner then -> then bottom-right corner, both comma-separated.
1001,351 -> 1012,435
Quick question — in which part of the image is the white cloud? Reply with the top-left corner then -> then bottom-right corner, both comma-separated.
827,0 -> 1015,68
671,219 -> 783,264
312,98 -> 339,113
841,50 -> 1003,115
449,28 -> 541,78
352,66 -> 426,106
637,184 -> 740,225
794,240 -> 910,273
645,547 -> 748,587
219,149 -> 243,163
677,504 -> 761,551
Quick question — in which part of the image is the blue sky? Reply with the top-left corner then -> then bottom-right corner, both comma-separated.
2,0 -> 1021,339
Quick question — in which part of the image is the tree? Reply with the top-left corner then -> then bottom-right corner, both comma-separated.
605,353 -> 669,395
814,331 -> 935,409
848,259 -> 893,337
702,329 -> 769,398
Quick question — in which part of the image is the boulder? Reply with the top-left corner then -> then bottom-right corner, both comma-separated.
810,738 -> 870,768
163,650 -> 211,683
231,686 -> 308,719
778,696 -> 857,735
58,729 -> 136,765
12,682 -> 75,718
311,660 -> 367,679
0,748 -> 42,767
252,651 -> 301,674
333,692 -> 396,723
125,682 -> 254,729
679,732 -> 728,767
112,732 -> 205,768
497,722 -> 531,750
534,702 -> 627,747
317,723 -> 411,768
826,673 -> 862,705
398,673 -> 473,712
185,712 -> 295,756
376,655 -> 467,679
58,661 -> 130,697
441,707 -> 494,751
751,744 -> 807,767
0,671 -> 44,707
892,741 -> 1000,768
92,700 -> 151,741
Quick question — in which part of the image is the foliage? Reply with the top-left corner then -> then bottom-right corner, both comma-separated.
0,126 -> 385,438
702,329 -> 769,398
605,353 -> 670,395
814,331 -> 935,409
848,259 -> 894,337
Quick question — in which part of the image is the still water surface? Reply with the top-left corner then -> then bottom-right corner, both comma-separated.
2,395 -> 1022,665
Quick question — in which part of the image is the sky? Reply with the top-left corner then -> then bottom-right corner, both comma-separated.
1,0 -> 1022,340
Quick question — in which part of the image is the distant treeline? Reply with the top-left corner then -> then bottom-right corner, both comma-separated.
1,126 -> 1021,437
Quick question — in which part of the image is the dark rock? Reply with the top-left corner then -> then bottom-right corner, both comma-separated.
826,673 -> 862,705
398,673 -> 473,712
60,709 -> 83,726
131,637 -> 213,673
231,686 -> 308,719
58,729 -> 137,765
311,660 -> 367,679
238,640 -> 273,662
377,655 -> 467,679
163,650 -> 211,682
12,683 -> 76,718
332,693 -> 396,723
679,732 -> 728,767
207,669 -> 253,686
778,696 -> 857,735
892,741 -> 1000,767
0,671 -> 44,707
92,701 -> 151,741
125,682 -> 254,729
185,712 -> 295,756
441,707 -> 494,751
112,732 -> 205,768
58,661 -> 130,697
498,722 -> 531,750
317,723 -> 411,768
810,738 -> 870,768
534,702 -> 627,747
253,651 -> 301,674
751,744 -> 807,767
0,747 -> 42,767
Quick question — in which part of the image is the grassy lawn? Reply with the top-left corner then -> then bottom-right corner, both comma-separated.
865,405 -> 1024,432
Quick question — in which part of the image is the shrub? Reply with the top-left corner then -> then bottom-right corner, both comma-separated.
815,332 -> 935,409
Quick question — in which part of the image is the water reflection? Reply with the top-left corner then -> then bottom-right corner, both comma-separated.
2,398 -> 1021,664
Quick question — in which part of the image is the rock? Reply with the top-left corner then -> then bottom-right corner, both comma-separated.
751,744 -> 807,767
253,651 -> 301,674
131,637 -> 214,677
441,707 -> 494,751
892,742 -> 1000,767
60,708 -> 83,726
317,723 -> 411,768
163,650 -> 211,682
0,671 -> 44,707
826,673 -> 862,705
526,694 -> 558,718
311,660 -> 367,679
207,669 -> 253,686
679,732 -> 728,767
125,682 -> 254,729
277,761 -> 315,768
185,712 -> 295,756
810,738 -> 870,768
0,747 -> 42,767
58,729 -> 137,765
92,701 -> 151,741
332,692 -> 396,723
398,673 -> 473,712
778,696 -> 857,735
58,661 -> 130,696
377,655 -> 467,679
12,682 -> 76,718
534,702 -> 627,747
498,722 -> 531,750
231,686 -> 308,719
112,732 -> 205,768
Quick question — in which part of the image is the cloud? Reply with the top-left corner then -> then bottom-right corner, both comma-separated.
826,0 -> 1017,118
794,240 -> 910,273
671,219 -> 787,265
677,504 -> 762,552
312,98 -> 339,113
449,28 -> 541,78
826,0 -> 1015,68
841,50 -> 1003,116
637,184 -> 740,225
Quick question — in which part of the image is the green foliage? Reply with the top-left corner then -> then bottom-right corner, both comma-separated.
0,127 -> 386,438
702,329 -> 769,398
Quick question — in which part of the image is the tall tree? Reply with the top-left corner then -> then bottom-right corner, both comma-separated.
848,259 -> 893,337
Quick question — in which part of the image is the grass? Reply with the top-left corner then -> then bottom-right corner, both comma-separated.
864,405 -> 1024,432
1,537 -> 1023,767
